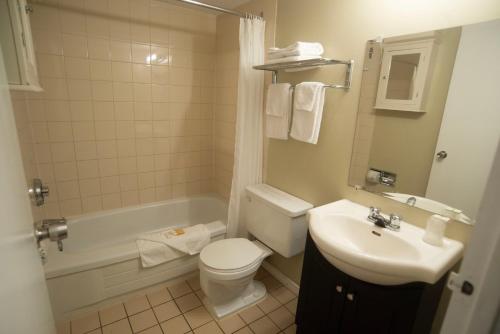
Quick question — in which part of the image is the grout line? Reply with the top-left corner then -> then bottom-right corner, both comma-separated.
146,292 -> 165,334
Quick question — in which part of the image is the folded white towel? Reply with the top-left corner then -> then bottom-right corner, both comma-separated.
290,82 -> 326,144
268,42 -> 324,59
265,83 -> 292,139
136,224 -> 211,268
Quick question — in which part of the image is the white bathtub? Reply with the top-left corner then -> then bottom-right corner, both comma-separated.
45,195 -> 227,320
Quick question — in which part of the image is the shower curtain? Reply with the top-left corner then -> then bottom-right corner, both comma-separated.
227,17 -> 266,238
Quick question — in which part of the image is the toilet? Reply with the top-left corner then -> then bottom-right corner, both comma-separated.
199,183 -> 313,318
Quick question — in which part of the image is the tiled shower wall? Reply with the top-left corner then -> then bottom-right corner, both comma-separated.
11,0 -> 217,218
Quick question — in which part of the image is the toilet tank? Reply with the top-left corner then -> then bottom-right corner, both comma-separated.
244,184 -> 313,257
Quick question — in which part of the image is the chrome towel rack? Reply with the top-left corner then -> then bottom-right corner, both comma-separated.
253,57 -> 354,90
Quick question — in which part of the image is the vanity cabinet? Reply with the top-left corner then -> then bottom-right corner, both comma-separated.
296,233 -> 446,334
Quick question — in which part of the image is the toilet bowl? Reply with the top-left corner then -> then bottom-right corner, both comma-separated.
198,238 -> 272,318
198,184 -> 313,318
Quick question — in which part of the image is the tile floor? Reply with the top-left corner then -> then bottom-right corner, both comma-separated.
57,268 -> 297,334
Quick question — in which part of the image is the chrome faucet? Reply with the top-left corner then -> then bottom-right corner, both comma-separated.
34,218 -> 68,251
406,196 -> 417,207
368,207 -> 401,231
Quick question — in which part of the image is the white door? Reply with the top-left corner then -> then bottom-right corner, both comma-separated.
440,139 -> 500,334
426,19 -> 500,220
0,47 -> 56,332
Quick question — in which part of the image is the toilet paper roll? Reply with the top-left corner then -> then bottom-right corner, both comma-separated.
366,170 -> 381,184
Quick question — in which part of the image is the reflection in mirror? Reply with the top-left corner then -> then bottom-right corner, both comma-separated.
349,19 -> 500,224
386,53 -> 420,100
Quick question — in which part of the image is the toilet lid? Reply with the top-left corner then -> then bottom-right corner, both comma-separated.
200,238 -> 263,271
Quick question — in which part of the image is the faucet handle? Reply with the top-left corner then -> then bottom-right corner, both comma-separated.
369,207 -> 381,216
388,214 -> 402,230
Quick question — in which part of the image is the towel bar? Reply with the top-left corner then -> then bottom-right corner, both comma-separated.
253,57 -> 354,90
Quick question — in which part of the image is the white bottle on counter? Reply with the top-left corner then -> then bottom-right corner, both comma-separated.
422,214 -> 450,246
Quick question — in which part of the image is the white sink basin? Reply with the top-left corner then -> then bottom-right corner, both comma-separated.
308,199 -> 464,285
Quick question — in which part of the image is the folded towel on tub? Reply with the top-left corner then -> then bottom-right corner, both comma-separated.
136,224 -> 211,268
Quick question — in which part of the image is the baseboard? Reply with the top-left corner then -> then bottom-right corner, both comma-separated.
262,261 -> 300,295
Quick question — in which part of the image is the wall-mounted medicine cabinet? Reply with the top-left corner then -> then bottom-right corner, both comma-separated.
375,40 -> 434,112
0,0 -> 41,91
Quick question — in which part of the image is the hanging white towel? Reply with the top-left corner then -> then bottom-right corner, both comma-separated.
290,82 -> 326,144
136,224 -> 211,268
265,83 -> 292,139
268,42 -> 324,59
266,83 -> 291,116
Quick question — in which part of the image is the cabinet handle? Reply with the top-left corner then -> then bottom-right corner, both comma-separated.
346,293 -> 355,301
336,285 -> 343,293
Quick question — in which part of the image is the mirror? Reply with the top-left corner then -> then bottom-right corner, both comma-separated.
0,0 -> 41,91
385,53 -> 420,100
349,19 -> 500,224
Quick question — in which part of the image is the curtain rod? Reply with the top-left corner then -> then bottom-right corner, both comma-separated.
170,0 -> 262,19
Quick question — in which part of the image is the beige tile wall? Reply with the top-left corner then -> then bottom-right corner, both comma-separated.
13,0 -> 218,217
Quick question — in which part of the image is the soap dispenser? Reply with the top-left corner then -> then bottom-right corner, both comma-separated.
422,214 -> 449,246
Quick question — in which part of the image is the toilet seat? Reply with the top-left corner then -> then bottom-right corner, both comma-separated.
200,238 -> 264,274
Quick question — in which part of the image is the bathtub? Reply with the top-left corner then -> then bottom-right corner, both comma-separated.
45,195 -> 227,320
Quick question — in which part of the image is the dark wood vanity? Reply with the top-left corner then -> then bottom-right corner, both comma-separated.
296,233 -> 447,334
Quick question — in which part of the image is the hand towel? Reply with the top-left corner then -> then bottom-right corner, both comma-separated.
290,82 -> 326,144
136,224 -> 211,268
266,83 -> 291,116
265,83 -> 292,140
294,82 -> 319,112
268,42 -> 324,59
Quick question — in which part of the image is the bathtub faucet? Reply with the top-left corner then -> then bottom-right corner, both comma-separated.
34,218 -> 68,252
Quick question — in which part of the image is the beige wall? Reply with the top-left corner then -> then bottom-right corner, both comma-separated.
213,0 -> 277,199
367,27 -> 461,196
13,0 -> 218,218
266,0 -> 500,283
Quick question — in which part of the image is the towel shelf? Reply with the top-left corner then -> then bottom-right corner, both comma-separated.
253,57 -> 354,90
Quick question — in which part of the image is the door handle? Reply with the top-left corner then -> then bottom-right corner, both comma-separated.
436,151 -> 448,160
346,292 -> 355,301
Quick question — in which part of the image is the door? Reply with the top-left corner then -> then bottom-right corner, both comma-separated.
440,139 -> 500,332
426,20 -> 500,220
0,46 -> 55,332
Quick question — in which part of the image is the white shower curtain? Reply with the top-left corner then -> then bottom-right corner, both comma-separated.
227,17 -> 266,238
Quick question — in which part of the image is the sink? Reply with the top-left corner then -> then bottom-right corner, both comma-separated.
308,199 -> 464,285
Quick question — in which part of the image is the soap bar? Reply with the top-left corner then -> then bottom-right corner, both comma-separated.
422,214 -> 449,246
165,228 -> 185,237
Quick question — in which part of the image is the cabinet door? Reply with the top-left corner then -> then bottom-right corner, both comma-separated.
339,278 -> 422,334
374,40 -> 434,112
296,234 -> 349,334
